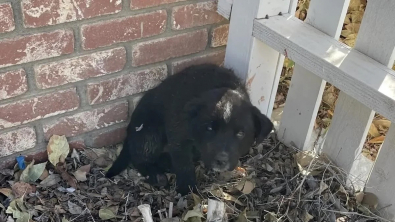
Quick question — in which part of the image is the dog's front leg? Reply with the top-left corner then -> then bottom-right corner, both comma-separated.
169,145 -> 196,195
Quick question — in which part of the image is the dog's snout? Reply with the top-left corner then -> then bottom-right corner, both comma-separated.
214,152 -> 229,167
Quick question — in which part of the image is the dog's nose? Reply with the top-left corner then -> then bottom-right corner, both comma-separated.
214,152 -> 229,167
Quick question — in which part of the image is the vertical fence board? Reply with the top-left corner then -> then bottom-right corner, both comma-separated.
224,0 -> 292,116
322,0 -> 395,193
367,125 -> 395,219
278,0 -> 350,150
360,0 -> 395,219
217,0 -> 233,20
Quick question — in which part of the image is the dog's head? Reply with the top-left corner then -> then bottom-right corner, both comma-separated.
185,87 -> 273,172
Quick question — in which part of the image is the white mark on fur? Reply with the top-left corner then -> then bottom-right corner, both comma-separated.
136,124 -> 143,131
216,100 -> 233,122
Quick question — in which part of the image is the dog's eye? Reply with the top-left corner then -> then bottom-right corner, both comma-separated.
207,126 -> 213,131
237,131 -> 245,138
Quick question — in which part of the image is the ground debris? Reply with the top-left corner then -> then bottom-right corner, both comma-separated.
0,134 -> 386,222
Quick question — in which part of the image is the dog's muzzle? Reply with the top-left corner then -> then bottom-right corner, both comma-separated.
212,152 -> 230,172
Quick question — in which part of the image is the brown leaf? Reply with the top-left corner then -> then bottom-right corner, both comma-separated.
367,136 -> 385,144
11,182 -> 36,198
73,165 -> 91,182
373,119 -> 391,128
55,163 -> 78,189
361,192 -> 378,209
0,188 -> 12,197
368,123 -> 380,137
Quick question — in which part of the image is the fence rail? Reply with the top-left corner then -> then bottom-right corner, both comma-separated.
219,0 -> 395,220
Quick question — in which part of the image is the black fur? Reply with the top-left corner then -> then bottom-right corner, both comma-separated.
106,64 -> 273,195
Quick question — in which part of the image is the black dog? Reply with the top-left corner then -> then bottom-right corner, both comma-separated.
105,64 -> 273,195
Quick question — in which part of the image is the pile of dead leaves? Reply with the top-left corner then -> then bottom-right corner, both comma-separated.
0,134 -> 386,222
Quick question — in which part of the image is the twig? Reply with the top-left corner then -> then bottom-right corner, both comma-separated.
321,209 -> 392,222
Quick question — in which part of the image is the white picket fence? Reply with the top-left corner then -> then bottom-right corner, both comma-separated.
218,0 -> 395,220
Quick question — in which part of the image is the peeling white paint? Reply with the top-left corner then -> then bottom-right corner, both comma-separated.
140,22 -> 144,37
0,127 -> 36,157
43,102 -> 127,135
14,30 -> 72,67
0,89 -> 78,129
90,85 -> 104,104
35,47 -> 125,89
23,1 -> 52,18
89,65 -> 167,104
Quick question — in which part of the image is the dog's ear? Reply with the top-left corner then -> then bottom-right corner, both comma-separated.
251,106 -> 273,144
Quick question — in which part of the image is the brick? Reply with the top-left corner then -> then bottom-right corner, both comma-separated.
81,10 -> 167,50
172,50 -> 225,74
0,88 -> 79,129
87,65 -> 167,104
69,140 -> 86,150
211,24 -> 229,47
0,30 -> 74,68
131,0 -> 186,10
43,102 -> 128,139
87,126 -> 127,147
35,47 -> 126,89
172,1 -> 224,30
0,69 -> 28,100
22,0 -> 122,28
0,3 -> 15,33
0,127 -> 36,157
132,29 -> 208,66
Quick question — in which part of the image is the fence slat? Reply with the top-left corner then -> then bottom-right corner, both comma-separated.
278,0 -> 349,150
358,0 -> 395,218
321,0 -> 395,191
366,125 -> 395,219
217,0 -> 233,20
224,0 -> 294,116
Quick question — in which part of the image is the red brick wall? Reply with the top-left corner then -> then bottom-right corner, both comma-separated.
0,0 -> 229,167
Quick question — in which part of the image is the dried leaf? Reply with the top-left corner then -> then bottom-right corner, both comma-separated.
302,211 -> 314,222
322,86 -> 337,107
367,136 -> 385,144
361,192 -> 378,209
183,205 -> 204,222
211,188 -> 244,206
236,179 -> 255,194
264,212 -> 277,222
373,119 -> 391,128
99,208 -> 117,220
368,123 -> 380,137
355,191 -> 364,204
235,209 -> 248,222
0,188 -> 12,198
73,165 -> 91,182
191,193 -> 201,206
47,135 -> 70,166
40,174 -> 61,187
68,201 -> 83,215
19,160 -> 47,183
11,182 -> 35,198
55,162 -> 78,188
6,197 -> 28,219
